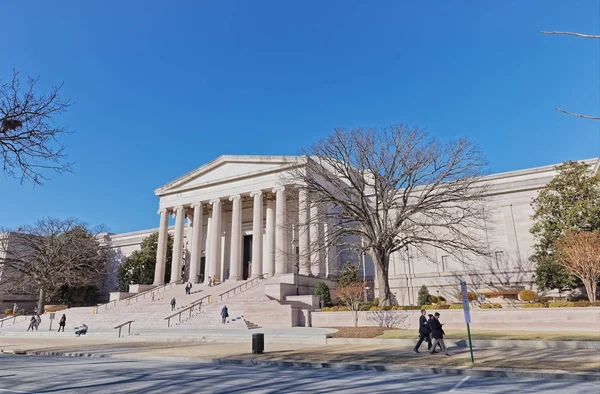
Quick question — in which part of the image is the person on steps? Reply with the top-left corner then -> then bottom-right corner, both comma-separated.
413,309 -> 431,353
27,316 -> 36,331
171,297 -> 176,311
221,305 -> 229,324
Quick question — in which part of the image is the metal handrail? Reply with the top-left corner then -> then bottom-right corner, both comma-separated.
114,320 -> 134,338
164,294 -> 212,327
0,315 -> 17,328
218,275 -> 266,302
95,279 -> 184,314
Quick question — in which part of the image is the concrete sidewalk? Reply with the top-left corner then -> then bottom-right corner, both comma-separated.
1,337 -> 599,381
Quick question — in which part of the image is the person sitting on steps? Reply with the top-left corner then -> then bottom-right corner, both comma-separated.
75,323 -> 88,336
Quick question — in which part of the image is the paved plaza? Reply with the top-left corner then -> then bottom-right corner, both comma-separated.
0,354 -> 597,394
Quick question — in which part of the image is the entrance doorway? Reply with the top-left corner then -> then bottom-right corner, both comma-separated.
199,257 -> 206,283
243,235 -> 252,280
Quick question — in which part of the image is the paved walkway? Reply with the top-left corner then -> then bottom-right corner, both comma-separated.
0,354 -> 596,394
1,336 -> 599,373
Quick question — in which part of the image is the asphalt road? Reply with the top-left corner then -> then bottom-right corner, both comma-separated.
0,355 -> 595,393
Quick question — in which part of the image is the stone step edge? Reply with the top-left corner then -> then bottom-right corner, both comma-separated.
2,350 -> 598,382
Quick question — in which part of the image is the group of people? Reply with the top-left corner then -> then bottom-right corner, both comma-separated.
25,313 -> 68,333
413,309 -> 450,356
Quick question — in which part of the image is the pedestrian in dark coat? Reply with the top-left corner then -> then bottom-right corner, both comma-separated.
413,309 -> 431,353
58,314 -> 66,332
170,297 -> 176,311
428,312 -> 449,356
220,306 -> 229,324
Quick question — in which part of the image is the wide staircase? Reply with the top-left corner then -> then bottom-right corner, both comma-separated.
0,279 -> 258,334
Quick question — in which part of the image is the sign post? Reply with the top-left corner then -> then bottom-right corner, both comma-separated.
48,312 -> 56,331
460,281 -> 475,365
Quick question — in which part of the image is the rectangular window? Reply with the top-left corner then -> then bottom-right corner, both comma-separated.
441,255 -> 449,272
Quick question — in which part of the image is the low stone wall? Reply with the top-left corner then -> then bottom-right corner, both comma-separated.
310,307 -> 600,332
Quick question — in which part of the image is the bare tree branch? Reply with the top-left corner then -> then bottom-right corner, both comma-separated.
556,108 -> 600,120
541,31 -> 600,39
0,69 -> 73,185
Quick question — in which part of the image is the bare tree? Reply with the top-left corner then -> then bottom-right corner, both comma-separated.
1,70 -> 73,185
334,282 -> 364,327
0,218 -> 106,312
554,231 -> 600,302
541,30 -> 600,120
286,125 -> 489,306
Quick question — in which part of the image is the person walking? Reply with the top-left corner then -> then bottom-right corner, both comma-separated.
413,309 -> 431,353
27,316 -> 36,331
208,276 -> 213,287
427,314 -> 442,353
34,314 -> 41,331
58,314 -> 66,332
12,303 -> 18,315
185,283 -> 190,295
429,312 -> 450,356
170,297 -> 176,311
220,305 -> 229,324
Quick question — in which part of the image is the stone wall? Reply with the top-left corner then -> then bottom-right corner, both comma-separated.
311,307 -> 600,332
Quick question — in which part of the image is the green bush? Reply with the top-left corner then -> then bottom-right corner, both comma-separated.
436,304 -> 451,310
338,262 -> 360,288
449,303 -> 463,309
369,306 -> 392,311
547,301 -> 593,308
4,308 -> 13,315
573,301 -> 591,307
314,282 -> 332,307
519,290 -> 538,303
521,303 -> 546,308
438,296 -> 447,302
456,291 -> 477,302
418,285 -> 430,306
480,304 -> 492,309
391,305 -> 421,310
492,303 -> 502,309
428,295 -> 438,304
371,298 -> 379,306
322,306 -> 350,312
592,301 -> 600,307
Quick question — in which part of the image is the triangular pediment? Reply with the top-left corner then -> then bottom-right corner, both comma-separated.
155,155 -> 301,196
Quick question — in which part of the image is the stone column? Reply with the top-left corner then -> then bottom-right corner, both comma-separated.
208,199 -> 222,279
189,203 -> 203,284
273,186 -> 287,275
204,212 -> 212,281
298,188 -> 311,276
170,205 -> 185,283
250,190 -> 263,278
153,208 -> 169,285
310,202 -> 321,277
229,194 -> 242,280
264,197 -> 275,277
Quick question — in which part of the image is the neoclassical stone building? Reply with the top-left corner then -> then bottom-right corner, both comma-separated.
104,155 -> 600,304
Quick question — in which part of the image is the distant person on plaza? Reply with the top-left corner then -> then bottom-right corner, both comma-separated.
34,314 -> 42,331
208,276 -> 213,287
58,314 -> 66,332
185,283 -> 190,295
220,305 -> 229,324
413,309 -> 431,353
75,323 -> 88,336
429,312 -> 449,356
27,316 -> 36,331
13,303 -> 18,315
171,297 -> 176,311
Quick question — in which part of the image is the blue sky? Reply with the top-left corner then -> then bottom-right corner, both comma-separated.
1,1 -> 599,233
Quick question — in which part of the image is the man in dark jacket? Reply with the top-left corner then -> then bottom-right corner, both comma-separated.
429,312 -> 449,356
413,309 -> 431,353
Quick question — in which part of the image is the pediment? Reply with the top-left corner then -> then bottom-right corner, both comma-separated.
155,155 -> 301,196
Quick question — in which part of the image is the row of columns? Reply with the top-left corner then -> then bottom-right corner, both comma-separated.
153,186 -> 288,285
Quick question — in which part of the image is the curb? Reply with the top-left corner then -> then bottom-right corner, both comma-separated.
326,338 -> 600,350
3,349 -> 599,382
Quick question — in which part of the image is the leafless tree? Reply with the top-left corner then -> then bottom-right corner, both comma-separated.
286,125 -> 489,306
554,231 -> 600,302
0,218 -> 107,312
1,69 -> 73,185
541,30 -> 600,120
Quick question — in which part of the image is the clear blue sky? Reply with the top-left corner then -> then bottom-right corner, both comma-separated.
1,1 -> 599,234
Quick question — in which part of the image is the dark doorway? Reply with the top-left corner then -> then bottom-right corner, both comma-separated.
199,257 -> 206,283
243,235 -> 252,280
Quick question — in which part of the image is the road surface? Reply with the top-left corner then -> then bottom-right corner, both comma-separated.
0,355 -> 594,393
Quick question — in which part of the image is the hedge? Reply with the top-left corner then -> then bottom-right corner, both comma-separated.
449,303 -> 463,309
480,303 -> 502,309
521,303 -> 547,308
518,290 -> 538,303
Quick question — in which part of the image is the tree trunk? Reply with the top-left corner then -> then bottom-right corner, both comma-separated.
374,251 -> 393,306
584,280 -> 597,303
37,288 -> 45,314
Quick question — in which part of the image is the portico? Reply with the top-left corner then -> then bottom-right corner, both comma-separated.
152,156 -> 337,285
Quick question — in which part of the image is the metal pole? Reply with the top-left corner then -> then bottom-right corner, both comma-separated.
466,322 -> 475,365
